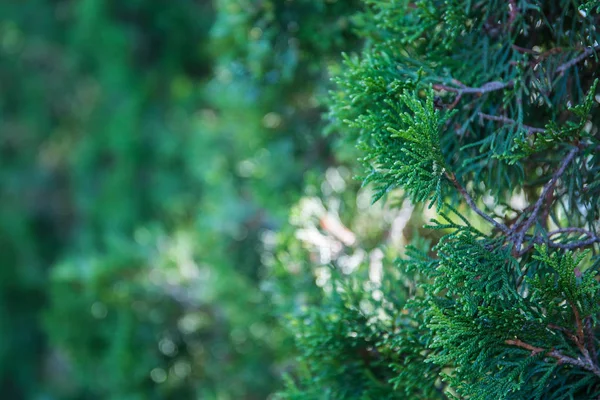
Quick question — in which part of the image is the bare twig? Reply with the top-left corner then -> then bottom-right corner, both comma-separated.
506,338 -> 546,356
320,214 -> 357,247
478,112 -> 546,134
527,234 -> 600,250
539,190 -> 555,230
536,47 -> 566,65
548,237 -> 600,250
548,227 -> 598,237
556,45 -> 600,74
547,227 -> 600,249
515,148 -> 579,251
433,80 -> 514,95
446,172 -> 511,234
448,92 -> 463,110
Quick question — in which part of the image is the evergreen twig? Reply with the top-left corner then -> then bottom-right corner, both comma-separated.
478,112 -> 546,134
446,171 -> 511,234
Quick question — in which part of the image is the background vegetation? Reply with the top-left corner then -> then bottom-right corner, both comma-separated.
1,0 -> 362,398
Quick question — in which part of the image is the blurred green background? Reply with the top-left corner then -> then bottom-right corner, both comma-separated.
0,1 -> 362,399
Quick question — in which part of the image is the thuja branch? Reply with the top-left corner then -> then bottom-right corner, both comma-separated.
445,172 -> 511,234
506,338 -> 600,377
585,318 -> 599,366
518,287 -> 599,377
433,80 -> 514,95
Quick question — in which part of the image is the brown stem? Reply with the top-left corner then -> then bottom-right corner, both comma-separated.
570,302 -> 585,346
535,47 -> 565,66
506,339 -> 546,356
506,338 -> 600,377
448,92 -> 463,110
527,233 -> 600,251
512,46 -> 565,66
548,237 -> 600,250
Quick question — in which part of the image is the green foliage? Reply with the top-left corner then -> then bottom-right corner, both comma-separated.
46,230 -> 284,399
212,0 -> 359,82
280,282 -> 402,400
0,0 -> 214,396
363,89 -> 452,206
528,245 -> 599,318
402,219 -> 600,399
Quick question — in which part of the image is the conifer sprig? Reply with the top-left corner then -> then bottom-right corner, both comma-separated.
362,89 -> 452,208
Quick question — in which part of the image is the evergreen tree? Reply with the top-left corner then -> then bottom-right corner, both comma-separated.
278,1 -> 600,398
